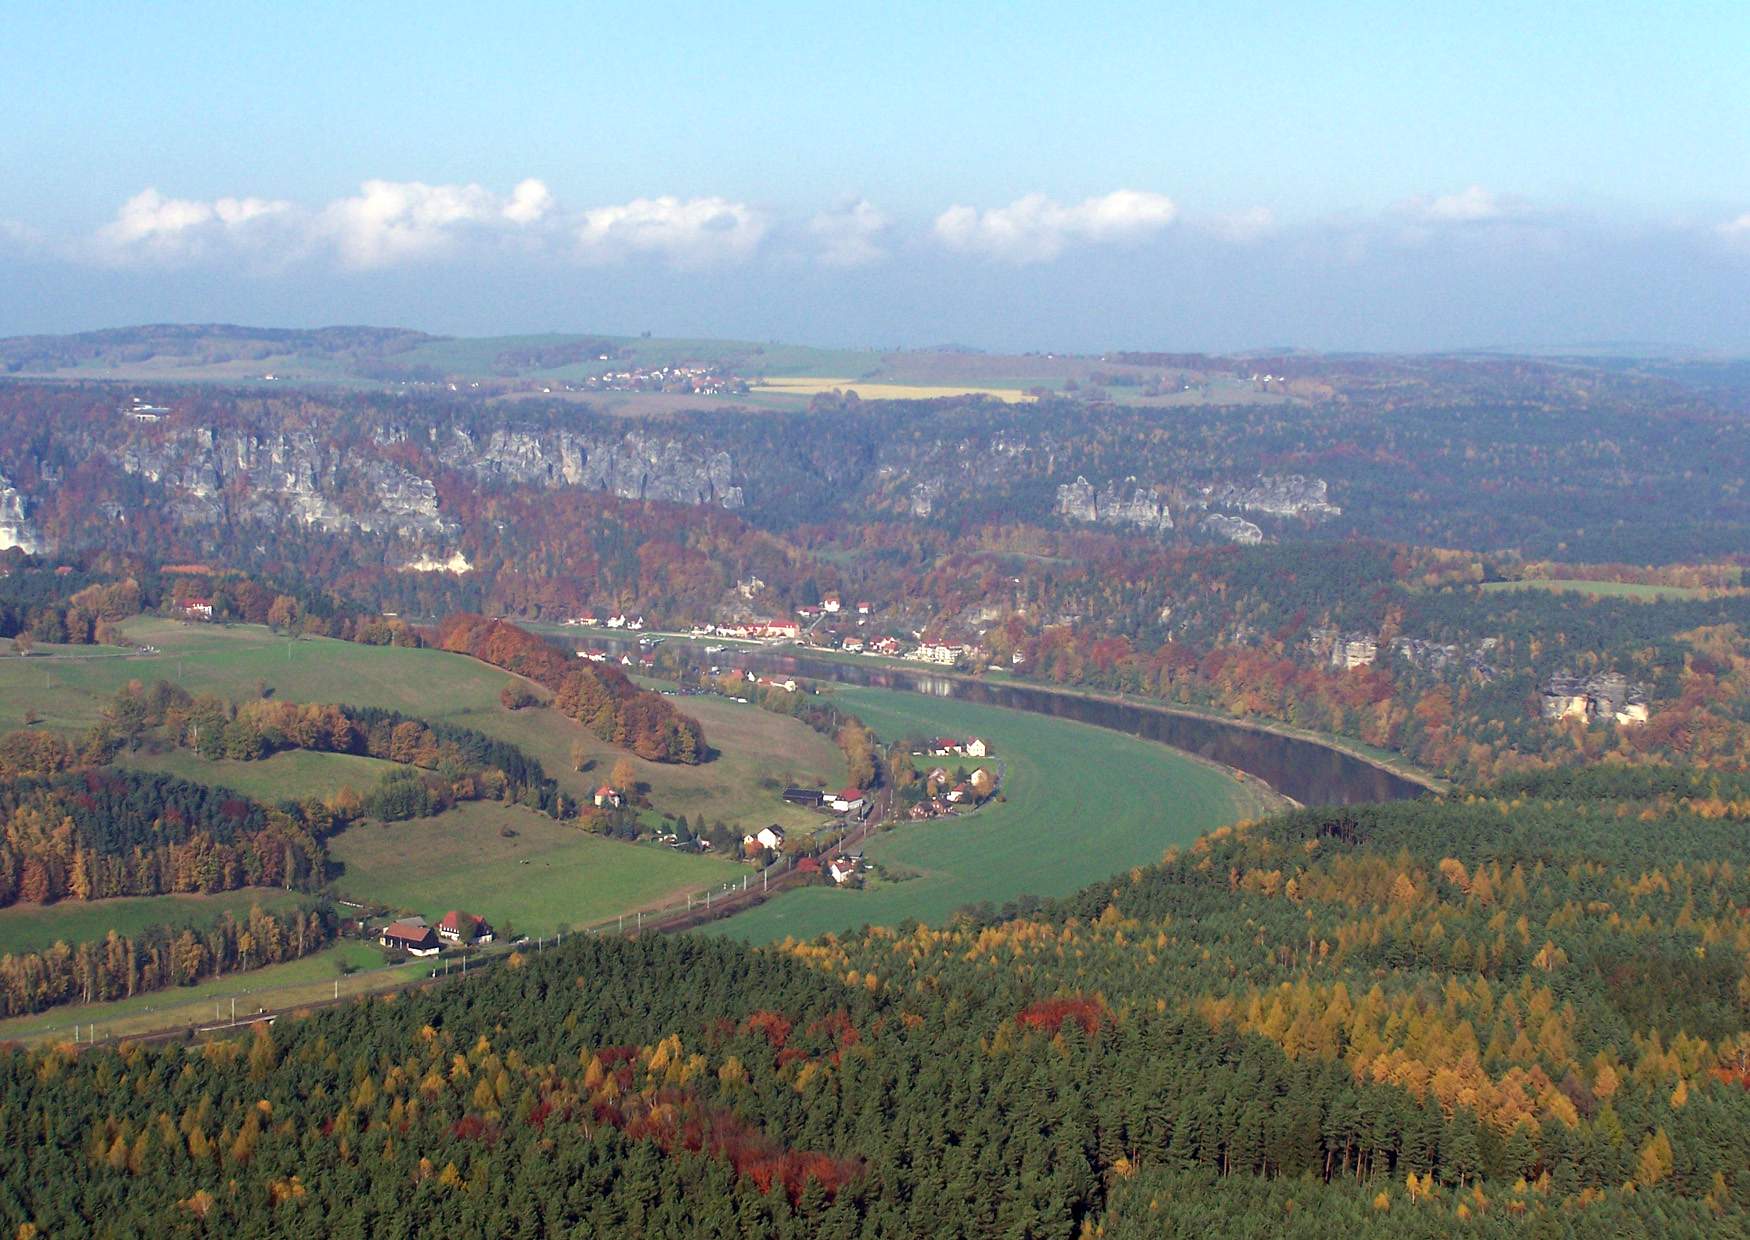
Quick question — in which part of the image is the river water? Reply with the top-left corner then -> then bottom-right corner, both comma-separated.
573,635 -> 1427,806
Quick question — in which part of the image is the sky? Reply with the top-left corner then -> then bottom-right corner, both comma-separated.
2,1 -> 1748,353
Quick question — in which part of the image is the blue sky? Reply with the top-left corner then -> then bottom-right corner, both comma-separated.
3,1 -> 1748,351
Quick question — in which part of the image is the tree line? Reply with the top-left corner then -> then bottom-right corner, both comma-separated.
437,614 -> 707,764
0,900 -> 334,1020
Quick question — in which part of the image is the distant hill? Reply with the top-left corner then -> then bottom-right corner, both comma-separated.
0,323 -> 436,377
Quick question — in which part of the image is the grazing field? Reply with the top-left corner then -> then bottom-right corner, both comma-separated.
0,889 -> 302,955
750,376 -> 1035,403
570,692 -> 845,834
119,747 -> 398,804
1479,578 -> 1719,601
0,939 -> 388,1045
0,618 -> 843,832
0,619 -> 831,956
326,801 -> 737,936
716,685 -> 1278,944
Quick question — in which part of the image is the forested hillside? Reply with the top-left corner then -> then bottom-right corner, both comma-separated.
4,769 -> 1747,1235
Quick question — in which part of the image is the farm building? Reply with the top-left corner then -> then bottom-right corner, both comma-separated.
380,919 -> 440,957
437,910 -> 494,945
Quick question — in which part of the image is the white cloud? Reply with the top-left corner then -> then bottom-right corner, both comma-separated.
1720,212 -> 1750,246
933,189 -> 1178,263
319,179 -> 555,268
808,198 -> 889,266
503,178 -> 555,225
1399,185 -> 1525,224
575,196 -> 767,267
95,188 -> 292,260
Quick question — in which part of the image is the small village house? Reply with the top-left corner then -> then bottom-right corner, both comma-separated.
380,918 -> 441,957
437,910 -> 494,945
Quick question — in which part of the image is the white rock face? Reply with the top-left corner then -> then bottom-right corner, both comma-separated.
113,427 -> 454,545
1055,476 -> 1173,531
1207,474 -> 1340,520
0,472 -> 40,554
403,551 -> 473,573
440,426 -> 744,509
1202,513 -> 1264,544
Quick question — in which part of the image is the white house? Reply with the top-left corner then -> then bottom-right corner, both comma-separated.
745,825 -> 785,851
831,787 -> 865,814
594,785 -> 623,809
606,613 -> 627,629
828,857 -> 858,885
963,737 -> 988,758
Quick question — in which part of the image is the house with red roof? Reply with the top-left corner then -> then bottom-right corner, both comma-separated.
594,785 -> 623,808
437,910 -> 494,945
831,786 -> 865,813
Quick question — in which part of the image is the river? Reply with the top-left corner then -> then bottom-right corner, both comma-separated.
569,634 -> 1427,806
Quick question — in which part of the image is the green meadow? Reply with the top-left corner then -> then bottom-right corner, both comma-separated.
326,801 -> 737,937
1479,578 -> 1717,601
717,684 -> 1276,945
0,889 -> 303,956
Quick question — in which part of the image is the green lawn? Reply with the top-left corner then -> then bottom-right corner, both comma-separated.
119,747 -> 398,804
0,889 -> 302,956
0,940 -> 387,1045
716,685 -> 1277,945
326,801 -> 738,936
1479,578 -> 1716,601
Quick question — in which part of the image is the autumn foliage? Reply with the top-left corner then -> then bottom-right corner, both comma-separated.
435,614 -> 706,763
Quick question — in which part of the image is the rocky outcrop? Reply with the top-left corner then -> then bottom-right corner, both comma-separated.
1201,513 -> 1264,545
0,471 -> 40,554
909,479 -> 943,518
1055,476 -> 1173,531
111,426 -> 454,546
436,426 -> 743,509
1207,474 -> 1340,521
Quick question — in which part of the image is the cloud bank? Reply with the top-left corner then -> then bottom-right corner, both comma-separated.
933,189 -> 1178,262
11,179 -> 1749,353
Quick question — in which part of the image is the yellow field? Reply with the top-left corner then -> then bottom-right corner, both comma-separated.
751,376 -> 1036,404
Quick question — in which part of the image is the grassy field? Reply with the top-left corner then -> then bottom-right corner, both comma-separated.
587,692 -> 845,834
1479,578 -> 1718,601
120,747 -> 398,804
0,618 -> 829,961
0,889 -> 302,955
326,801 -> 737,936
716,685 -> 1278,945
0,940 -> 387,1045
750,376 -> 1035,403
0,617 -> 843,832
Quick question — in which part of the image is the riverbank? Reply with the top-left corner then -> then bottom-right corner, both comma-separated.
542,632 -> 1445,801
